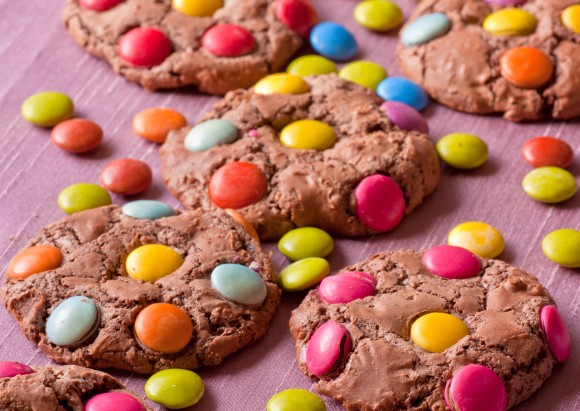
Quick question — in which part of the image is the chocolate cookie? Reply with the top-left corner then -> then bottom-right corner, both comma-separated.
1,205 -> 280,374
290,246 -> 571,410
63,0 -> 315,94
0,363 -> 151,410
397,0 -> 580,121
160,74 -> 441,240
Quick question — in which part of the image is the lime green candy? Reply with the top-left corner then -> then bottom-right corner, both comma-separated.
354,0 -> 403,32
436,133 -> 488,169
542,229 -> 580,268
58,183 -> 112,214
278,227 -> 334,261
522,167 -> 577,203
21,91 -> 74,127
339,61 -> 387,90
287,55 -> 338,77
267,389 -> 326,411
278,257 -> 330,291
145,369 -> 204,409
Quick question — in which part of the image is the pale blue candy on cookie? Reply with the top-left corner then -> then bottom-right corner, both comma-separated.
211,263 -> 267,305
184,119 -> 238,152
122,200 -> 175,220
401,13 -> 451,47
46,296 -> 99,346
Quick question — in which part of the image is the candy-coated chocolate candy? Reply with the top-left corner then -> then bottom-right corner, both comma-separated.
445,364 -> 507,411
132,107 -> 187,144
172,0 -> 222,17
339,60 -> 387,90
448,221 -> 504,259
355,174 -> 405,232
118,27 -> 172,67
286,55 -> 337,77
381,101 -> 429,134
319,271 -> 376,304
7,245 -> 63,280
485,0 -> 526,6
58,183 -> 112,214
562,5 -> 580,34
0,362 -> 34,378
436,132 -> 488,169
423,245 -> 481,279
122,200 -> 176,220
500,47 -> 553,89
278,227 -> 334,261
275,0 -> 318,38
225,209 -> 260,243
521,137 -> 573,168
184,119 -> 238,152
46,296 -> 99,346
401,13 -> 451,47
209,162 -> 268,209
267,389 -> 326,411
85,392 -> 145,411
540,305 -> 571,362
21,91 -> 74,127
306,320 -> 351,377
309,22 -> 358,61
254,73 -> 310,95
376,77 -> 428,111
411,312 -> 470,353
278,257 -> 330,291
354,0 -> 403,32
522,167 -> 576,203
126,244 -> 183,282
134,303 -> 193,353
542,229 -> 580,268
202,24 -> 255,57
280,120 -> 336,150
145,369 -> 204,409
79,0 -> 123,11
211,263 -> 267,305
100,158 -> 152,195
483,8 -> 537,36
50,119 -> 103,153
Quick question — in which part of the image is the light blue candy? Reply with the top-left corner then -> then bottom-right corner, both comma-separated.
46,296 -> 99,346
401,13 -> 451,47
211,264 -> 267,305
376,77 -> 429,111
309,22 -> 358,61
122,200 -> 176,220
184,119 -> 238,152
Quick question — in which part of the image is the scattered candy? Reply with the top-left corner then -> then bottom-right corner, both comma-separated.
500,47 -> 553,89
21,91 -> 74,127
275,0 -> 318,38
436,132 -> 488,169
338,60 -> 387,90
0,362 -> 34,378
278,257 -> 330,291
145,369 -> 204,409
411,312 -> 470,353
126,244 -> 184,282
448,221 -> 505,259
376,77 -> 429,111
172,0 -> 222,17
132,107 -> 187,144
521,137 -> 573,168
540,305 -> 571,362
122,200 -> 176,220
483,8 -> 537,36
542,229 -> 580,268
401,13 -> 451,47
562,5 -> 580,34
381,101 -> 429,134
423,245 -> 481,279
211,263 -> 268,305
306,320 -> 351,377
354,0 -> 403,32
254,73 -> 310,95
46,296 -> 99,346
50,118 -> 103,153
522,167 -> 576,203
445,364 -> 508,411
79,0 -> 123,11
117,27 -> 173,67
278,227 -> 334,261
267,389 -> 326,411
7,245 -> 63,280
318,271 -> 376,304
58,183 -> 112,214
85,392 -> 145,411
100,158 -> 152,195
209,162 -> 268,209
224,209 -> 260,243
134,303 -> 193,353
355,174 -> 406,232
202,24 -> 255,57
184,119 -> 238,152
286,55 -> 337,77
309,22 -> 358,61
280,120 -> 336,150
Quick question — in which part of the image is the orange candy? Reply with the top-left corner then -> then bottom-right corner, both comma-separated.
7,245 -> 63,280
500,47 -> 553,89
132,107 -> 187,143
209,162 -> 267,209
134,303 -> 193,353
225,208 -> 260,244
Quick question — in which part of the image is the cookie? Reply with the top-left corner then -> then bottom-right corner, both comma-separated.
160,74 -> 441,240
1,205 -> 280,374
63,0 -> 316,94
397,0 -> 580,121
289,247 -> 570,410
0,363 -> 151,410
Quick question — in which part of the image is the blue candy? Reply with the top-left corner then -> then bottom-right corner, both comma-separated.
211,264 -> 267,305
376,77 -> 429,111
46,296 -> 99,346
122,200 -> 176,220
184,119 -> 238,152
401,13 -> 451,47
310,22 -> 358,61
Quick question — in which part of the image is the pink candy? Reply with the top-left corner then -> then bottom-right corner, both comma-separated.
319,271 -> 376,304
485,0 -> 527,6
202,24 -> 256,57
355,174 -> 406,232
422,245 -> 481,279
79,0 -> 123,11
445,364 -> 507,411
85,392 -> 145,411
0,361 -> 34,378
540,305 -> 571,363
381,101 -> 429,134
275,0 -> 318,38
306,320 -> 352,377
117,27 -> 173,67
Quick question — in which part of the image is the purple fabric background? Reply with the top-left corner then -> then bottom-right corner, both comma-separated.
0,0 -> 578,409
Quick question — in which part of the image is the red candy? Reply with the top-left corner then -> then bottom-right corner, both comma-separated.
79,0 -> 124,11
0,361 -> 34,378
117,27 -> 172,67
209,162 -> 267,209
355,174 -> 405,232
522,136 -> 573,168
201,24 -> 256,57
100,158 -> 153,195
51,118 -> 103,153
540,305 -> 571,363
275,0 -> 318,38
423,245 -> 481,279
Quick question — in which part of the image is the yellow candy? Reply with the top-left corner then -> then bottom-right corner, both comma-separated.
339,61 -> 387,90
254,74 -> 310,95
172,0 -> 223,17
354,0 -> 403,32
278,257 -> 330,291
562,5 -> 580,35
287,55 -> 338,77
483,8 -> 537,36
280,120 -> 336,150
411,312 -> 470,353
448,221 -> 505,259
278,227 -> 334,261
126,244 -> 184,282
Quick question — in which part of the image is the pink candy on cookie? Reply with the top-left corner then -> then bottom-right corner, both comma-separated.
85,392 -> 145,411
0,361 -> 34,378
355,174 -> 406,232
540,305 -> 571,363
306,320 -> 352,377
318,271 -> 376,304
445,364 -> 508,411
423,245 -> 481,279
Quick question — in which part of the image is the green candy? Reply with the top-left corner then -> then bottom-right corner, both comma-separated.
145,369 -> 204,409
21,91 -> 74,127
278,227 -> 334,261
58,183 -> 112,214
286,55 -> 338,77
436,133 -> 488,169
278,257 -> 330,292
542,229 -> 580,267
267,389 -> 326,411
339,60 -> 387,90
522,167 -> 577,203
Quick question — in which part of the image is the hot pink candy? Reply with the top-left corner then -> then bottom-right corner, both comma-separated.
79,0 -> 124,11
355,174 -> 405,232
117,27 -> 172,67
445,364 -> 507,411
202,24 -> 256,57
540,305 -> 571,363
85,392 -> 145,411
381,101 -> 429,134
319,271 -> 376,304
0,361 -> 34,378
306,320 -> 352,377
422,245 -> 481,279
